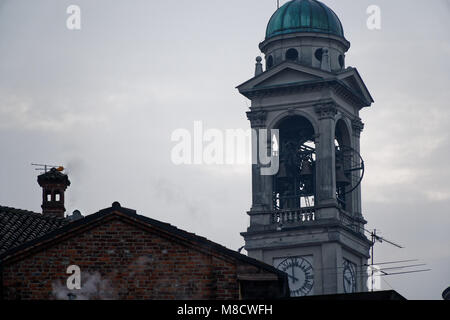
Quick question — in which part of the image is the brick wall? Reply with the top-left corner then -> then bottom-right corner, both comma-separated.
1,217 -> 242,300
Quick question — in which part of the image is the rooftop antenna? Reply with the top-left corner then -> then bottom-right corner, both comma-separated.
365,228 -> 403,292
277,0 -> 280,9
31,163 -> 65,173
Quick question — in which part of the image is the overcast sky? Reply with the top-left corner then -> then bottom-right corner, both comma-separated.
0,0 -> 449,300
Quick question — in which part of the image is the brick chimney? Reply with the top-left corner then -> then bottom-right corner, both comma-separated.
37,168 -> 71,218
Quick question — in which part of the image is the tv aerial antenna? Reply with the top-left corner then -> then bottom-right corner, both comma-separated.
365,228 -> 402,292
363,228 -> 431,291
31,163 -> 65,173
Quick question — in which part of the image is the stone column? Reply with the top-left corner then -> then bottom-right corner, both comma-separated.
314,103 -> 338,218
247,110 -> 270,212
352,119 -> 365,228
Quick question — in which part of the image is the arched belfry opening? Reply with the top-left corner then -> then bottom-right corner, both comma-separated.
273,116 -> 316,212
334,119 -> 364,213
335,119 -> 352,210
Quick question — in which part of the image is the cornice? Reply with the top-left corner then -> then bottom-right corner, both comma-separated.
240,79 -> 368,110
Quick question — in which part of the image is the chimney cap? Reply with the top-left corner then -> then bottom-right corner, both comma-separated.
37,167 -> 71,186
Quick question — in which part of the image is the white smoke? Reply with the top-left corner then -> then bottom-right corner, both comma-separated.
52,271 -> 117,300
63,157 -> 86,213
52,256 -> 153,300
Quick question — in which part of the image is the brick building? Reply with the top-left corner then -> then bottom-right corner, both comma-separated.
0,201 -> 288,300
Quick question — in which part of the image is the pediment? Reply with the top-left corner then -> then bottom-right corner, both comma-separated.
237,62 -> 331,92
255,68 -> 322,88
337,68 -> 374,105
236,63 -> 374,108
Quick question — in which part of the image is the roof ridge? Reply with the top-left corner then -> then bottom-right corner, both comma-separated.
0,205 -> 39,215
120,212 -> 285,275
0,205 -> 67,222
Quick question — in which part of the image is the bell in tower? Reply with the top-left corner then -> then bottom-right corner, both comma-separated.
37,167 -> 71,218
238,0 -> 374,297
273,116 -> 316,212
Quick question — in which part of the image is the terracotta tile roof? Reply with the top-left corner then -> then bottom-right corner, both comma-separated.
0,205 -> 69,255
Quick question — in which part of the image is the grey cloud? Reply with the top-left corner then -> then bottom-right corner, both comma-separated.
0,0 -> 448,299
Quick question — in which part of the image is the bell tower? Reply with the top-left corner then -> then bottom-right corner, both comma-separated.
238,0 -> 374,296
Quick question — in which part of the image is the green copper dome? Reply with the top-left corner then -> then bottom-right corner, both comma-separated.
266,0 -> 345,40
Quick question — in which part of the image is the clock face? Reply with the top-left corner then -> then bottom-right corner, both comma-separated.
274,256 -> 314,297
343,260 -> 357,293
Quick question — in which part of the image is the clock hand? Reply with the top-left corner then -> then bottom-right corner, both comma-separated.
291,265 -> 296,283
287,273 -> 299,282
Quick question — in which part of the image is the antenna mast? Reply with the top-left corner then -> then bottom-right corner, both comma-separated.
31,163 -> 65,173
368,229 -> 403,291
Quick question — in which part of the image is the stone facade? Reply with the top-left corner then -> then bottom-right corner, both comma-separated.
237,1 -> 375,297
